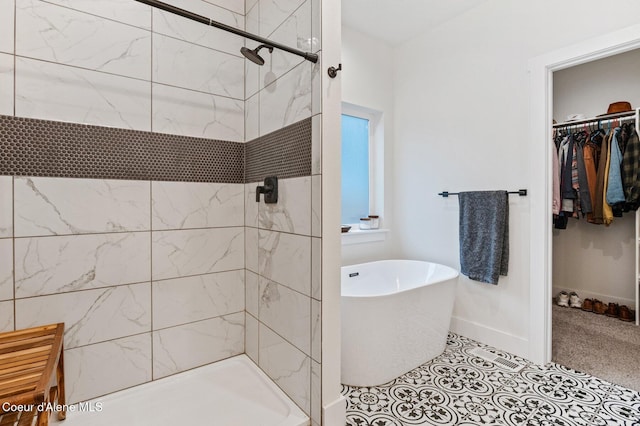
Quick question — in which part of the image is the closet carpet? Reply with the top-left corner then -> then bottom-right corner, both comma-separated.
552,304 -> 640,392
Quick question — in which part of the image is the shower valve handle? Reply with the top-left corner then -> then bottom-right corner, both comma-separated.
256,176 -> 278,203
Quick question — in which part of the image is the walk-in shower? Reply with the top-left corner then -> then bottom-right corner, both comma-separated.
134,0 -> 318,65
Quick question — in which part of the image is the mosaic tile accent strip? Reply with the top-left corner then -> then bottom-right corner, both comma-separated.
0,115 -> 243,182
0,115 -> 313,183
342,333 -> 640,425
245,118 -> 312,183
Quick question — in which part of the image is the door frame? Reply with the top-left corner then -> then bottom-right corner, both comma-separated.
528,24 -> 640,365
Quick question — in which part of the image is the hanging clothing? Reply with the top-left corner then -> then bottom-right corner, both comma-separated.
602,130 -> 614,225
622,123 -> 640,210
575,135 -> 592,215
552,137 -> 561,215
583,140 -> 599,222
606,128 -> 625,206
559,135 -> 575,214
592,129 -> 610,225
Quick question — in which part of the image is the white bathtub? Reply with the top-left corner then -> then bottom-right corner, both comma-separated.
341,260 -> 458,387
51,355 -> 308,426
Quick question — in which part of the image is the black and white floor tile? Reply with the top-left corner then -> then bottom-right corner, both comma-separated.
342,333 -> 640,425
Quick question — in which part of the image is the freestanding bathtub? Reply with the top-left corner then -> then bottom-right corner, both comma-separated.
341,260 -> 459,387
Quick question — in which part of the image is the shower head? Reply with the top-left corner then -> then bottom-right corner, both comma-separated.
240,44 -> 274,66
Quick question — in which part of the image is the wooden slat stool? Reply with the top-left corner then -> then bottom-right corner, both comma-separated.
0,324 -> 66,426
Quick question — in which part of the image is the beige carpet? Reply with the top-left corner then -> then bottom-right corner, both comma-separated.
552,304 -> 640,391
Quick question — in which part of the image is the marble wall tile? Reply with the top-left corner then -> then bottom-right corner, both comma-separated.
245,270 -> 259,317
311,0 -> 321,53
245,53 -> 260,101
64,333 -> 152,404
311,175 -> 321,237
311,59 -> 321,115
152,84 -> 244,142
311,359 -> 321,425
259,324 -> 310,414
15,58 -> 151,131
153,34 -> 243,100
152,181 -> 243,231
311,298 -> 320,362
245,0 -> 259,15
245,226 -> 259,274
0,300 -> 13,332
311,237 -> 321,300
245,312 -> 258,363
245,93 -> 259,141
244,4 -> 260,99
259,176 -> 311,235
15,232 -> 150,297
0,176 -> 12,238
259,278 -> 310,355
204,0 -> 244,15
0,239 -> 13,301
259,229 -> 311,296
14,177 -> 150,237
42,0 -> 151,29
15,283 -> 151,349
0,53 -> 13,116
258,0 -> 310,90
16,0 -> 151,80
152,270 -> 244,330
259,61 -> 312,136
153,1 -> 243,56
258,0 -> 306,39
245,183 -> 259,228
152,227 -> 244,280
0,0 -> 14,54
311,114 -> 322,175
153,312 -> 244,379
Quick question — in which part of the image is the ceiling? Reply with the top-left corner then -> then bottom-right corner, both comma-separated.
341,0 -> 486,46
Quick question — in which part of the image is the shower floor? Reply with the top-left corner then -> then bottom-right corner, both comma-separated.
51,355 -> 308,426
342,332 -> 640,425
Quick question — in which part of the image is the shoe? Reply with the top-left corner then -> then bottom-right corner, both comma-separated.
569,292 -> 582,308
581,298 -> 593,312
605,302 -> 619,318
593,299 -> 607,315
556,291 -> 569,307
619,305 -> 635,322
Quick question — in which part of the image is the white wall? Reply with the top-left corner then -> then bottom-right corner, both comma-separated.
554,48 -> 640,120
341,26 -> 397,265
391,0 -> 640,358
552,49 -> 640,307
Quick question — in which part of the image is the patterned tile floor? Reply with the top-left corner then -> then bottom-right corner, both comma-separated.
342,333 -> 640,425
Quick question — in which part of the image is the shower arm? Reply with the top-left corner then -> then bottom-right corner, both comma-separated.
134,0 -> 318,64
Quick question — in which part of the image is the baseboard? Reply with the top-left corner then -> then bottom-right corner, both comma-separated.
552,285 -> 635,308
450,316 -> 530,361
322,395 -> 346,426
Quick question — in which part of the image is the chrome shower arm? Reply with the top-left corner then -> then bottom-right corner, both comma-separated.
134,0 -> 318,63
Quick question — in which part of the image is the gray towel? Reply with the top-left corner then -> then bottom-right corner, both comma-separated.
458,191 -> 509,285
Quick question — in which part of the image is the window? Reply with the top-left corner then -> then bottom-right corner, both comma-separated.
341,102 -> 384,229
341,114 -> 370,224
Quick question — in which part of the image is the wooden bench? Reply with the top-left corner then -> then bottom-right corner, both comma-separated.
0,324 -> 66,426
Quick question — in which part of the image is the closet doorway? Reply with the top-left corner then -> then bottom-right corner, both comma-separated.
529,23 -> 640,382
551,48 -> 640,391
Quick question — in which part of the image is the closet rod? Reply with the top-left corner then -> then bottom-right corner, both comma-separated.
553,110 -> 636,129
438,189 -> 527,197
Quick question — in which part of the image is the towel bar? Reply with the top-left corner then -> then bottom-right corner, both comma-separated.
438,189 -> 527,197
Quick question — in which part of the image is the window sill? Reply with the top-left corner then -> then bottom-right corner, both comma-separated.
341,228 -> 389,245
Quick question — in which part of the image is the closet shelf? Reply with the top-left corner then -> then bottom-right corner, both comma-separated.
553,110 -> 636,128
